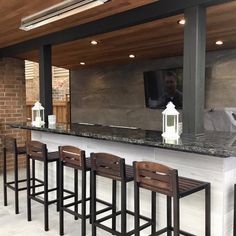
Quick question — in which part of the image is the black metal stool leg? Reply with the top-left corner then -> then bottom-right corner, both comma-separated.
151,191 -> 156,235
81,168 -> 86,235
89,170 -> 92,224
56,160 -> 60,212
167,196 -> 172,236
74,169 -> 79,220
134,180 -> 140,236
59,160 -> 64,236
3,147 -> 7,207
32,159 -> 36,195
112,180 -> 117,234
234,184 -> 236,236
14,152 -> 19,214
91,170 -> 97,236
173,196 -> 180,236
205,184 -> 211,236
121,179 -> 127,235
26,155 -> 32,221
44,159 -> 49,231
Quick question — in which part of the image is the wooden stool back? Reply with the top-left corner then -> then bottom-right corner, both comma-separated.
59,145 -> 86,168
134,161 -> 178,196
91,153 -> 125,181
26,141 -> 47,160
3,136 -> 17,154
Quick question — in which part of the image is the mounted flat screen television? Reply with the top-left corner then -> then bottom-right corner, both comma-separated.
144,68 -> 183,109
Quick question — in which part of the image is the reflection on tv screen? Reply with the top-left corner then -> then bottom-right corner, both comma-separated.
144,68 -> 183,109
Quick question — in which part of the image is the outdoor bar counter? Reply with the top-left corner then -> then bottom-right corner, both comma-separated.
10,123 -> 236,235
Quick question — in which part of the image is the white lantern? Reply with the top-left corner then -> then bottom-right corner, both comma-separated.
32,101 -> 45,127
162,101 -> 180,139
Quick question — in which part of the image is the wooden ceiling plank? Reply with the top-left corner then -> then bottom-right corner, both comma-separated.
0,0 -> 234,57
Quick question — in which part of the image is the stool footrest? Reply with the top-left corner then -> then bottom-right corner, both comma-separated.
19,183 -> 44,191
6,177 -> 43,186
30,196 -> 58,205
94,220 -> 151,236
62,207 -> 91,220
63,197 -> 90,208
31,187 -> 58,197
96,205 -> 113,216
94,210 -> 152,236
62,197 -> 113,220
62,193 -> 76,201
126,210 -> 153,222
5,185 -> 17,191
96,198 -> 113,207
30,196 -> 45,205
153,227 -> 196,236
5,178 -> 44,191
63,189 -> 74,195
6,179 -> 27,185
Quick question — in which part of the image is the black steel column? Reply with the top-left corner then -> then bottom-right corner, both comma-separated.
183,5 -> 206,135
39,45 -> 52,123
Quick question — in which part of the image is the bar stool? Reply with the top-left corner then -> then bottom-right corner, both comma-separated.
91,153 -> 152,236
2,136 -> 26,214
2,136 -> 32,214
133,161 -> 211,236
26,141 -> 68,231
59,146 -> 113,236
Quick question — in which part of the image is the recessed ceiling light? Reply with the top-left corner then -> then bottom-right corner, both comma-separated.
80,62 -> 86,65
216,40 -> 223,45
178,19 -> 186,25
91,40 -> 98,45
129,54 -> 135,58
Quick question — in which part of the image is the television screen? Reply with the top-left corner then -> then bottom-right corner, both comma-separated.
144,68 -> 183,109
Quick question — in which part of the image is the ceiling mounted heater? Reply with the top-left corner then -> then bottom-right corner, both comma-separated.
20,0 -> 109,31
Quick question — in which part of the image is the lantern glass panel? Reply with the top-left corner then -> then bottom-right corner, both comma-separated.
33,110 -> 38,121
167,115 -> 175,127
40,109 -> 44,122
166,115 -> 176,134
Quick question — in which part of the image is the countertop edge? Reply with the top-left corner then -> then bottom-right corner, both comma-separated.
9,123 -> 233,158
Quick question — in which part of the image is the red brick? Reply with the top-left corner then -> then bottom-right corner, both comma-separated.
0,57 -> 26,170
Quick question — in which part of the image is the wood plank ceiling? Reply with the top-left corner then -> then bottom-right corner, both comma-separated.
1,0 -> 236,69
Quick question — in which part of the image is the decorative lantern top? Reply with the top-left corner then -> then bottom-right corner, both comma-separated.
32,101 -> 44,111
162,102 -> 179,115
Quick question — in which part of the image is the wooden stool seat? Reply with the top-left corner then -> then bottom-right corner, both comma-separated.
179,176 -> 209,198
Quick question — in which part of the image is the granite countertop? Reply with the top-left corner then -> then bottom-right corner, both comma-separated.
9,122 -> 236,158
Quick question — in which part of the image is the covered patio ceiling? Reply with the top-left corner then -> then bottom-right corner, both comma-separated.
1,0 -> 236,68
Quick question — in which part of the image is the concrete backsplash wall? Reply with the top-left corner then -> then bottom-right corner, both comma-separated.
205,49 -> 236,108
71,49 -> 236,130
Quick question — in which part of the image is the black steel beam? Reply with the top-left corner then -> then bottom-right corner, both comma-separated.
39,45 -> 53,123
0,0 -> 233,57
182,6 -> 206,135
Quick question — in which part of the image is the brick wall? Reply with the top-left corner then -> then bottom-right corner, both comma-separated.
0,57 -> 27,171
25,61 -> 69,101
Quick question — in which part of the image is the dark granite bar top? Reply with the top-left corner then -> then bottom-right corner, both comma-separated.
9,122 -> 236,158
